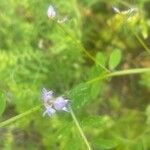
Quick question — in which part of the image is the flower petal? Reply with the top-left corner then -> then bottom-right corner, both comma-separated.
53,97 -> 68,110
47,5 -> 56,19
43,106 -> 56,117
42,88 -> 53,103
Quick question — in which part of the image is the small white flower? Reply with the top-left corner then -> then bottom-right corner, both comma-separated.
47,5 -> 56,19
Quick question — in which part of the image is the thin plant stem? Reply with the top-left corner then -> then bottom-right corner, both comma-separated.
107,67 -> 150,77
133,31 -> 150,54
55,22 -> 110,73
0,105 -> 40,128
87,67 -> 150,84
70,107 -> 92,150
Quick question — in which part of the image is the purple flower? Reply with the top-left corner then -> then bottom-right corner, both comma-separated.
47,5 -> 56,19
43,106 -> 56,117
41,88 -> 70,117
53,97 -> 69,112
42,88 -> 53,103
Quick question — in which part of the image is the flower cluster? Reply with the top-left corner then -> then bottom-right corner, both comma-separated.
42,88 -> 69,117
112,6 -> 138,15
47,5 -> 68,23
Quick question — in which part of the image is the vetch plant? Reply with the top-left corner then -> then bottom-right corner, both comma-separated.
41,88 -> 92,150
0,1 -> 150,149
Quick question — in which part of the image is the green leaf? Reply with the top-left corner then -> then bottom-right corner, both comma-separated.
68,81 -> 104,109
0,92 -> 6,116
96,52 -> 106,66
81,116 -> 113,127
93,138 -> 118,149
108,49 -> 122,70
90,81 -> 101,99
68,83 -> 91,109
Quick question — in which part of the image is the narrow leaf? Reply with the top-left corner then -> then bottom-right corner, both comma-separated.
109,49 -> 122,70
68,83 -> 91,109
96,52 -> 106,66
93,138 -> 118,149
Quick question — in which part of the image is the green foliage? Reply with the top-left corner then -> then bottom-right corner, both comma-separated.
92,138 -> 118,149
108,49 -> 122,70
68,83 -> 91,109
0,92 -> 6,116
0,0 -> 150,150
96,52 -> 106,67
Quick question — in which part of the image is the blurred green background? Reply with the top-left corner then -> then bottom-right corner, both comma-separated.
0,0 -> 150,150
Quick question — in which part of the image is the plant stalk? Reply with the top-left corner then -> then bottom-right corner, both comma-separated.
0,106 -> 40,128
70,107 -> 92,150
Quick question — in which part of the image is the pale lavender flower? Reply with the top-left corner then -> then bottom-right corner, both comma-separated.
53,97 -> 69,112
42,88 -> 70,117
43,105 -> 56,117
42,88 -> 53,103
47,5 -> 56,19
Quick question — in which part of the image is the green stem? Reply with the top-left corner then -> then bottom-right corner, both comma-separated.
87,68 -> 150,84
108,67 -> 150,77
70,107 -> 92,150
0,105 -> 40,128
0,105 -> 91,150
55,22 -> 110,73
132,31 -> 150,54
